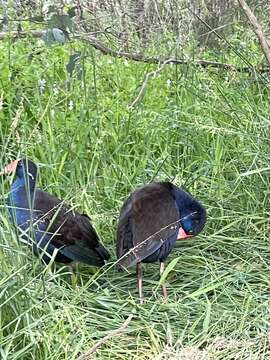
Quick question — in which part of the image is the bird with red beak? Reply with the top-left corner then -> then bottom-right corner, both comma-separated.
116,182 -> 206,304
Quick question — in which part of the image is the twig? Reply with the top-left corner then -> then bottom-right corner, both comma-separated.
0,30 -> 46,40
77,314 -> 134,359
78,34 -> 242,71
128,59 -> 173,111
0,30 -> 270,72
10,99 -> 24,130
198,21 -> 238,38
117,212 -> 197,269
0,93 -> 4,111
238,0 -> 270,66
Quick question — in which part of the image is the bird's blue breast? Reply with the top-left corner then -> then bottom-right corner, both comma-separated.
7,179 -> 57,263
8,179 -> 33,226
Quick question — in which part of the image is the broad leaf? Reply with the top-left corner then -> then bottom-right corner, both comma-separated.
42,28 -> 66,45
66,52 -> 83,79
49,14 -> 74,32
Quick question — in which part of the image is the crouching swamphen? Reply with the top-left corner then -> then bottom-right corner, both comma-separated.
116,182 -> 206,303
0,158 -> 110,267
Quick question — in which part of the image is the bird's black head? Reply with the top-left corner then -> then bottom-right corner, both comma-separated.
170,185 -> 206,239
180,199 -> 206,236
16,159 -> 38,181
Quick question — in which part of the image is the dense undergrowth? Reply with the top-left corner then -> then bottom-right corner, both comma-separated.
0,28 -> 270,359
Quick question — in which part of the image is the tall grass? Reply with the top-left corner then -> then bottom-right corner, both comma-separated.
0,33 -> 270,359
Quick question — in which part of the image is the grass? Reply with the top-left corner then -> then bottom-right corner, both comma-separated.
0,32 -> 270,360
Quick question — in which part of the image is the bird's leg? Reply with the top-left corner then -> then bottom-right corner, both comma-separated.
159,261 -> 168,300
136,262 -> 144,305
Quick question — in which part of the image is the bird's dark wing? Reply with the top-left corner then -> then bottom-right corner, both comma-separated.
33,189 -> 110,265
117,183 -> 180,268
116,196 -> 133,259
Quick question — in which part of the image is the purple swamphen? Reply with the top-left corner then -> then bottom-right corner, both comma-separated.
0,158 -> 110,267
116,182 -> 206,303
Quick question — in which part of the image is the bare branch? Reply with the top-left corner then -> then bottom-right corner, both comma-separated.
0,30 -> 269,73
76,314 -> 134,359
0,30 -> 46,40
78,34 -> 237,69
238,0 -> 270,66
79,34 -> 270,73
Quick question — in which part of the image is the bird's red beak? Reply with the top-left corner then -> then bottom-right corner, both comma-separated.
177,227 -> 193,240
0,159 -> 19,176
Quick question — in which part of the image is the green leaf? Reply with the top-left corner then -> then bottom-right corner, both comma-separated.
187,278 -> 230,299
66,52 -> 82,79
157,257 -> 180,287
28,16 -> 44,23
66,52 -> 80,76
49,14 -> 74,32
52,28 -> 66,44
202,296 -> 211,332
68,6 -> 77,18
42,28 -> 66,45
0,16 -> 8,31
47,5 -> 57,14
239,167 -> 270,177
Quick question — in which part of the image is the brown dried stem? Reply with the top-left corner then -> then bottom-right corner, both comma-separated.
238,0 -> 270,66
128,58 -> 173,111
0,30 -> 269,72
76,314 -> 134,359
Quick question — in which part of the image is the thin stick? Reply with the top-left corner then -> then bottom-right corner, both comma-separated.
137,262 -> 144,304
128,59 -> 173,111
78,34 -> 266,72
159,261 -> 168,299
77,314 -> 134,359
117,212 -> 197,269
0,30 -> 46,40
238,0 -> 270,66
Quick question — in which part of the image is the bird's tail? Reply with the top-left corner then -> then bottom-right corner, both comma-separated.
95,244 -> 110,261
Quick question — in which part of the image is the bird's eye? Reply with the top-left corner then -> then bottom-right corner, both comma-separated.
184,226 -> 193,234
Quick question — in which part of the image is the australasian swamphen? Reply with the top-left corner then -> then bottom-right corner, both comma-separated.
0,158 -> 110,267
116,182 -> 206,303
